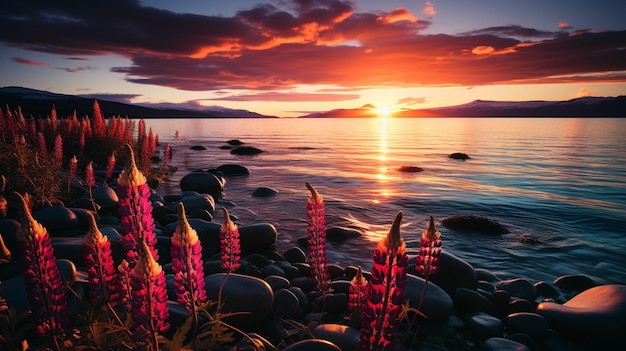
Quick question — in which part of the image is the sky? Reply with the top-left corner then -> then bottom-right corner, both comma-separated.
1,0 -> 625,117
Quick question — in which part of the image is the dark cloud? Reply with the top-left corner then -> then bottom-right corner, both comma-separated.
1,0 -> 625,99
207,91 -> 360,102
56,66 -> 98,73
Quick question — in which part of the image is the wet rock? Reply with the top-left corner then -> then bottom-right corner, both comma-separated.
454,287 -> 499,317
508,299 -> 535,314
397,165 -> 424,172
252,187 -> 279,197
169,192 -> 216,216
283,247 -> 307,264
33,205 -> 80,236
553,274 -> 596,293
179,172 -> 223,197
282,339 -> 341,351
475,268 -> 499,283
428,251 -> 478,296
0,219 -> 19,253
239,223 -> 278,254
189,145 -> 206,150
536,284 -> 626,347
441,215 -> 509,234
312,324 -> 360,351
405,274 -> 454,322
205,273 -> 273,331
325,226 -> 361,243
51,237 -> 85,266
216,164 -> 250,176
534,281 -> 561,300
231,146 -> 264,155
466,312 -> 503,339
449,152 -> 471,160
227,139 -> 245,146
88,185 -> 119,210
274,288 -> 300,320
480,337 -> 530,351
505,312 -> 549,341
496,278 -> 536,301
318,293 -> 348,314
163,218 -> 221,256
264,275 -> 290,291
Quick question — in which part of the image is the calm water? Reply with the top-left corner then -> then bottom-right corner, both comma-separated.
146,117 -> 626,285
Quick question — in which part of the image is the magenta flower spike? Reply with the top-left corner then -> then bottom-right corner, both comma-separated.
416,216 -> 442,277
103,152 -> 116,185
171,203 -> 207,312
305,182 -> 330,293
116,145 -> 158,266
37,132 -> 48,159
68,155 -> 78,177
15,192 -> 71,342
359,211 -> 408,351
130,240 -> 170,342
83,212 -> 118,306
53,134 -> 63,168
115,259 -> 133,313
220,207 -> 241,272
348,266 -> 368,320
85,161 -> 96,188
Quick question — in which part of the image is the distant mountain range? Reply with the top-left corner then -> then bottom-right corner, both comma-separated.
0,87 -> 277,118
2,86 -> 625,118
300,96 -> 626,118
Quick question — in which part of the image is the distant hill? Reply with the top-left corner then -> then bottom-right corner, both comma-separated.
0,87 -> 277,118
300,96 -> 626,118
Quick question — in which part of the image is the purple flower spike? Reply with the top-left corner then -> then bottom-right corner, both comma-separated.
306,182 -> 330,293
103,152 -> 116,185
115,259 -> 133,313
15,192 -> 71,340
416,216 -> 442,277
171,203 -> 207,312
220,207 -> 241,272
85,161 -> 96,188
83,212 -> 118,306
116,145 -> 158,266
130,240 -> 170,342
359,211 -> 407,351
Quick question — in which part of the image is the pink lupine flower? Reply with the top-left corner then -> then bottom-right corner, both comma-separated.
220,207 -> 241,272
130,240 -> 170,343
163,143 -> 171,169
348,266 -> 368,321
416,216 -> 442,277
171,203 -> 207,312
15,192 -> 71,343
116,145 -> 158,266
85,161 -> 96,188
53,134 -> 63,168
68,155 -> 78,177
83,212 -> 118,306
359,211 -> 408,351
306,182 -> 330,293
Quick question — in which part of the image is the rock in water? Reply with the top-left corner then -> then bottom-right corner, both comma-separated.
231,146 -> 263,155
405,274 -> 454,322
179,172 -> 224,197
449,152 -> 471,160
537,284 -> 626,347
205,273 -> 274,331
441,214 -> 509,234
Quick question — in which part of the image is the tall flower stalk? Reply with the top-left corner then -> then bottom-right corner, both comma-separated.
348,266 -> 368,327
83,212 -> 118,306
415,216 -> 442,310
305,182 -> 330,293
171,203 -> 207,347
103,152 -> 116,185
130,241 -> 170,349
116,145 -> 158,267
15,192 -> 71,350
219,207 -> 241,272
359,211 -> 407,351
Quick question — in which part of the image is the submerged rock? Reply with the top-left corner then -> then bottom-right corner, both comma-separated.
231,146 -> 264,155
449,152 -> 471,160
397,165 -> 424,172
179,172 -> 224,197
441,214 -> 509,234
252,187 -> 279,197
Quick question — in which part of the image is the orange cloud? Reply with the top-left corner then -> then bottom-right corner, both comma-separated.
558,22 -> 572,29
575,87 -> 596,97
471,46 -> 495,55
378,8 -> 417,24
422,2 -> 437,16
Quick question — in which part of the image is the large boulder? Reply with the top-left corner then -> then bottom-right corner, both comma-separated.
537,284 -> 626,347
168,192 -> 215,215
405,274 -> 454,322
204,273 -> 274,331
33,205 -> 81,236
239,223 -> 278,254
441,215 -> 509,234
427,251 -> 478,296
179,172 -> 224,197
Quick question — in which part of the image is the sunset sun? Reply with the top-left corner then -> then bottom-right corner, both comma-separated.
377,106 -> 391,118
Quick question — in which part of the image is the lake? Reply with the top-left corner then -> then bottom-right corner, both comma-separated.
145,117 -> 626,285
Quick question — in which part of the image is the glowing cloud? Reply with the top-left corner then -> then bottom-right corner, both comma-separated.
422,2 -> 437,16
378,8 -> 418,24
472,45 -> 496,55
12,57 -> 47,66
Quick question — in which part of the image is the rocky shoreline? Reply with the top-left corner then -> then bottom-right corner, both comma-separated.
1,167 -> 625,351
